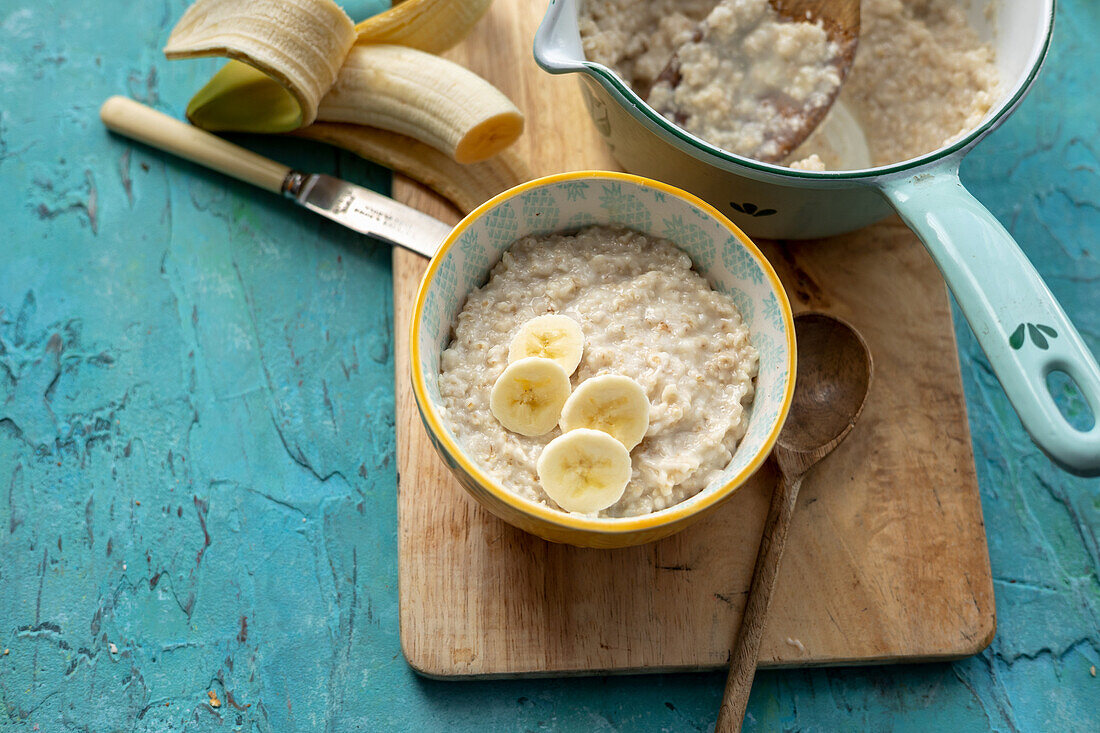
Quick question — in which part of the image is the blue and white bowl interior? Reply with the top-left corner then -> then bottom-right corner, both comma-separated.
417,176 -> 792,513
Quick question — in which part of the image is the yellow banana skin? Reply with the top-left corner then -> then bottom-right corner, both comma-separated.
317,45 -> 523,164
291,123 -> 531,214
165,0 -> 356,129
355,0 -> 494,54
186,61 -> 304,133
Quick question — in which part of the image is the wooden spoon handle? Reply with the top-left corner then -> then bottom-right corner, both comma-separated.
715,470 -> 804,732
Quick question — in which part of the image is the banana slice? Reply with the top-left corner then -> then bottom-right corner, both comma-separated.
507,315 -> 585,375
537,429 -> 632,514
490,357 -> 571,436
559,375 -> 650,451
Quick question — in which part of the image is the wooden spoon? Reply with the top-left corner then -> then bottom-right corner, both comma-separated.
774,0 -> 860,48
715,312 -> 872,732
651,0 -> 860,163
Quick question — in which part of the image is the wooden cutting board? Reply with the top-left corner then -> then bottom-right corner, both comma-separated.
392,0 -> 994,678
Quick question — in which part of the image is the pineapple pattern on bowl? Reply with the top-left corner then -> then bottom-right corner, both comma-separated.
411,171 -> 796,547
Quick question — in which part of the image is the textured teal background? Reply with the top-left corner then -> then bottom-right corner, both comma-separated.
1,1 -> 1097,731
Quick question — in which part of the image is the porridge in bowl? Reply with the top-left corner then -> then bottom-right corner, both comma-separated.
438,226 -> 759,518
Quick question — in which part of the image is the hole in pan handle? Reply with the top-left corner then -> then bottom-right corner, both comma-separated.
881,163 -> 1100,477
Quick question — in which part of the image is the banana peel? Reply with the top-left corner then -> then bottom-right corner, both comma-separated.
186,61 -> 303,133
165,0 -> 356,130
355,0 -> 493,53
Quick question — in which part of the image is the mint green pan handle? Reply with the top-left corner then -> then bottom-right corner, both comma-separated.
880,163 -> 1100,476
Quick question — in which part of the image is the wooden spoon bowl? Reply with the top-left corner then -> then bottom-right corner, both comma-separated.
769,0 -> 860,161
716,312 -> 872,731
777,311 -> 872,469
651,0 -> 861,164
774,0 -> 860,51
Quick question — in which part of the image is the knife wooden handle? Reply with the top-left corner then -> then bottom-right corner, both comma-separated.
99,96 -> 292,194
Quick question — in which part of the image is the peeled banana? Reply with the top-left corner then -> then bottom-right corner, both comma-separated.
356,0 -> 493,54
292,123 -> 530,214
508,315 -> 585,376
537,429 -> 632,514
164,0 -> 355,130
559,375 -> 650,451
490,357 -> 572,437
317,44 -> 524,164
166,0 -> 525,166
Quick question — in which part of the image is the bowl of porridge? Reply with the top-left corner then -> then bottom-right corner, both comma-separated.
411,171 -> 796,547
535,1 -> 1100,476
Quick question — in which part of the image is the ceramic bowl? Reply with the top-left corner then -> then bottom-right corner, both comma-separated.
410,171 -> 796,548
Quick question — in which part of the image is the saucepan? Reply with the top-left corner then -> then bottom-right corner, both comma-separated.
534,0 -> 1100,475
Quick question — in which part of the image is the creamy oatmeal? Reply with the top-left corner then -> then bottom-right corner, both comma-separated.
580,0 -> 1002,169
579,0 -> 715,97
647,0 -> 843,162
438,226 -> 759,517
794,0 -> 1001,168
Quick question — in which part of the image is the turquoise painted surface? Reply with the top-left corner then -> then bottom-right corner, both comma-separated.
0,1 -> 1097,731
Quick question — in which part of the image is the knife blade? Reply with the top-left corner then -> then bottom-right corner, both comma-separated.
285,172 -> 452,258
99,96 -> 452,258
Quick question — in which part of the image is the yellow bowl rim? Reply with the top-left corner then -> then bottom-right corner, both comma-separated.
410,170 -> 796,536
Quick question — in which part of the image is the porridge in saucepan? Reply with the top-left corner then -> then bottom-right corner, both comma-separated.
438,226 -> 759,518
580,0 -> 1002,169
646,0 -> 844,162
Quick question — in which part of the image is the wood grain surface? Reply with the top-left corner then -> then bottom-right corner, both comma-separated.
393,0 -> 995,678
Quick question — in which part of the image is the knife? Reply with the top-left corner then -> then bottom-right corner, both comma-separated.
99,96 -> 452,258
